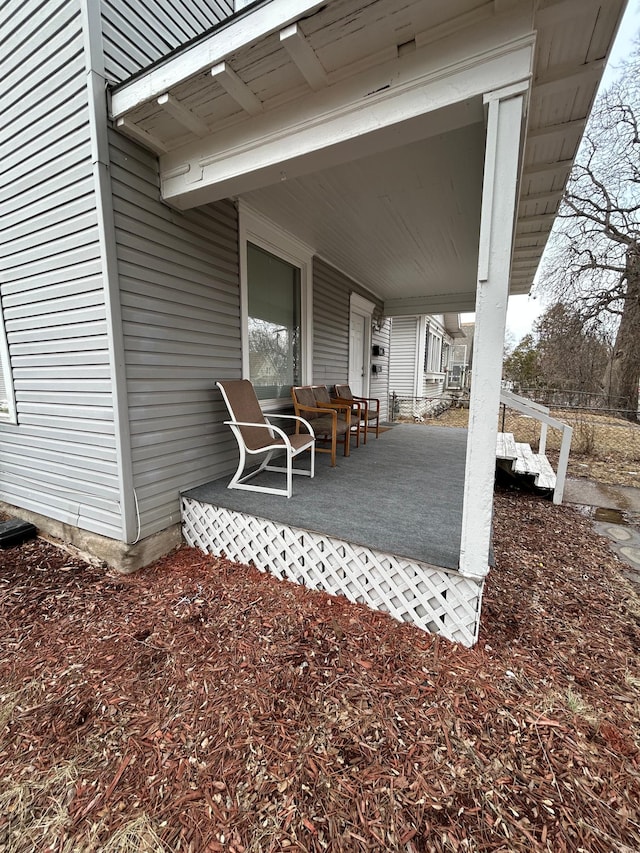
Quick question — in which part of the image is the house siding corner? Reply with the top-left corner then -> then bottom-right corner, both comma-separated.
0,0 -> 123,538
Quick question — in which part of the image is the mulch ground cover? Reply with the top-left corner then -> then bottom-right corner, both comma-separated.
1,488 -> 639,852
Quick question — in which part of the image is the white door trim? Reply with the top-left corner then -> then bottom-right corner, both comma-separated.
349,293 -> 374,396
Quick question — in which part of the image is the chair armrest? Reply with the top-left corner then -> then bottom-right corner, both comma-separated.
224,419 -> 296,447
292,403 -> 338,427
312,405 -> 340,423
266,412 -> 315,437
317,402 -> 351,424
332,397 -> 362,418
353,394 -> 380,412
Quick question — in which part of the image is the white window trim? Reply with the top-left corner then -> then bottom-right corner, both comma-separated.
425,321 -> 444,376
238,201 -> 314,409
0,299 -> 16,424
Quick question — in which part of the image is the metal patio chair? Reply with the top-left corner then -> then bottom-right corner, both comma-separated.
333,384 -> 381,442
216,379 -> 315,498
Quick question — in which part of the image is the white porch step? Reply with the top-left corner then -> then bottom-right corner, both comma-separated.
496,431 -> 517,460
497,433 -> 556,491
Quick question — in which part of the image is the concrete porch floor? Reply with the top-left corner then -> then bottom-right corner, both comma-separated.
183,423 -> 468,573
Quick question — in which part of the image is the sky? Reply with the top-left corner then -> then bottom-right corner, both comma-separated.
462,0 -> 640,345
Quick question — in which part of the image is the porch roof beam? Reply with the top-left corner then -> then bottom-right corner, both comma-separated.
280,23 -> 328,91
115,117 -> 168,154
159,17 -> 535,208
211,61 -> 263,115
157,93 -> 209,137
110,0 -> 325,119
384,292 -> 477,316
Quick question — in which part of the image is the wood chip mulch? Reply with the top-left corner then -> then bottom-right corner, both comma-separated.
0,488 -> 639,852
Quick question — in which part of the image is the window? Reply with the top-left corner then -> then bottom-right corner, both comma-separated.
425,326 -> 443,374
0,301 -> 16,423
441,341 -> 450,373
247,243 -> 301,400
240,204 -> 313,405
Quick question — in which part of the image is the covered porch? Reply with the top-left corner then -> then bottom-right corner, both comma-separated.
109,0 -> 626,642
182,424 -> 484,646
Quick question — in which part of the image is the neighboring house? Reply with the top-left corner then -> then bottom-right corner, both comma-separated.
447,322 -> 475,392
0,1 -> 626,635
389,313 -> 464,414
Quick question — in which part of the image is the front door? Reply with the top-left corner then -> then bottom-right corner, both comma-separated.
349,311 -> 367,396
348,294 -> 374,397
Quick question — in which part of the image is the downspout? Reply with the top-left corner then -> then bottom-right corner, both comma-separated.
80,0 -> 138,543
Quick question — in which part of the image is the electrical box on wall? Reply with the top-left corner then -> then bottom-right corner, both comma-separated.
371,363 -> 383,374
372,345 -> 385,357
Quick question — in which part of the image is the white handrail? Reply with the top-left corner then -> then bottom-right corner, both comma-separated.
499,389 -> 573,504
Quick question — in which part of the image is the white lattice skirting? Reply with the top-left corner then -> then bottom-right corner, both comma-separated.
182,497 -> 484,647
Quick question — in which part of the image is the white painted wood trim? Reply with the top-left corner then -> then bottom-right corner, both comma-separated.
0,299 -> 17,424
280,23 -> 328,91
211,61 -> 263,116
459,91 -> 526,579
349,293 -> 375,397
116,117 -> 168,154
554,424 -> 573,505
110,0 -> 326,118
160,28 -> 535,207
350,293 -> 376,315
416,316 -> 428,398
157,93 -> 209,137
238,202 -> 315,404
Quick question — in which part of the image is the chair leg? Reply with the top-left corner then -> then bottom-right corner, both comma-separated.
330,431 -> 337,467
286,448 -> 293,498
227,440 -> 248,489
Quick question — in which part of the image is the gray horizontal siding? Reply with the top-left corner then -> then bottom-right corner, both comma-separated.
312,257 -> 383,388
389,316 -> 419,397
0,0 -> 122,538
100,0 -> 234,84
110,130 -> 241,539
423,377 -> 445,399
313,257 -> 389,418
371,319 -> 391,422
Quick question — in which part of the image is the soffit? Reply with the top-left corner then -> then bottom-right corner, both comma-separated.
110,0 -> 627,307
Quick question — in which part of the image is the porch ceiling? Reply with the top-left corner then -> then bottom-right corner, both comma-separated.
110,0 -> 626,309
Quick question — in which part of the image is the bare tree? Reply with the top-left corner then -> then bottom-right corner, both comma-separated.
535,303 -> 611,397
536,43 -> 640,420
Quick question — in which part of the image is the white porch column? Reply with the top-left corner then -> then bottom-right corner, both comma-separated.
459,87 -> 526,578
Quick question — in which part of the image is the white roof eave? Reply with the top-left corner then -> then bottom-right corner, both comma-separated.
109,0 -> 326,119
